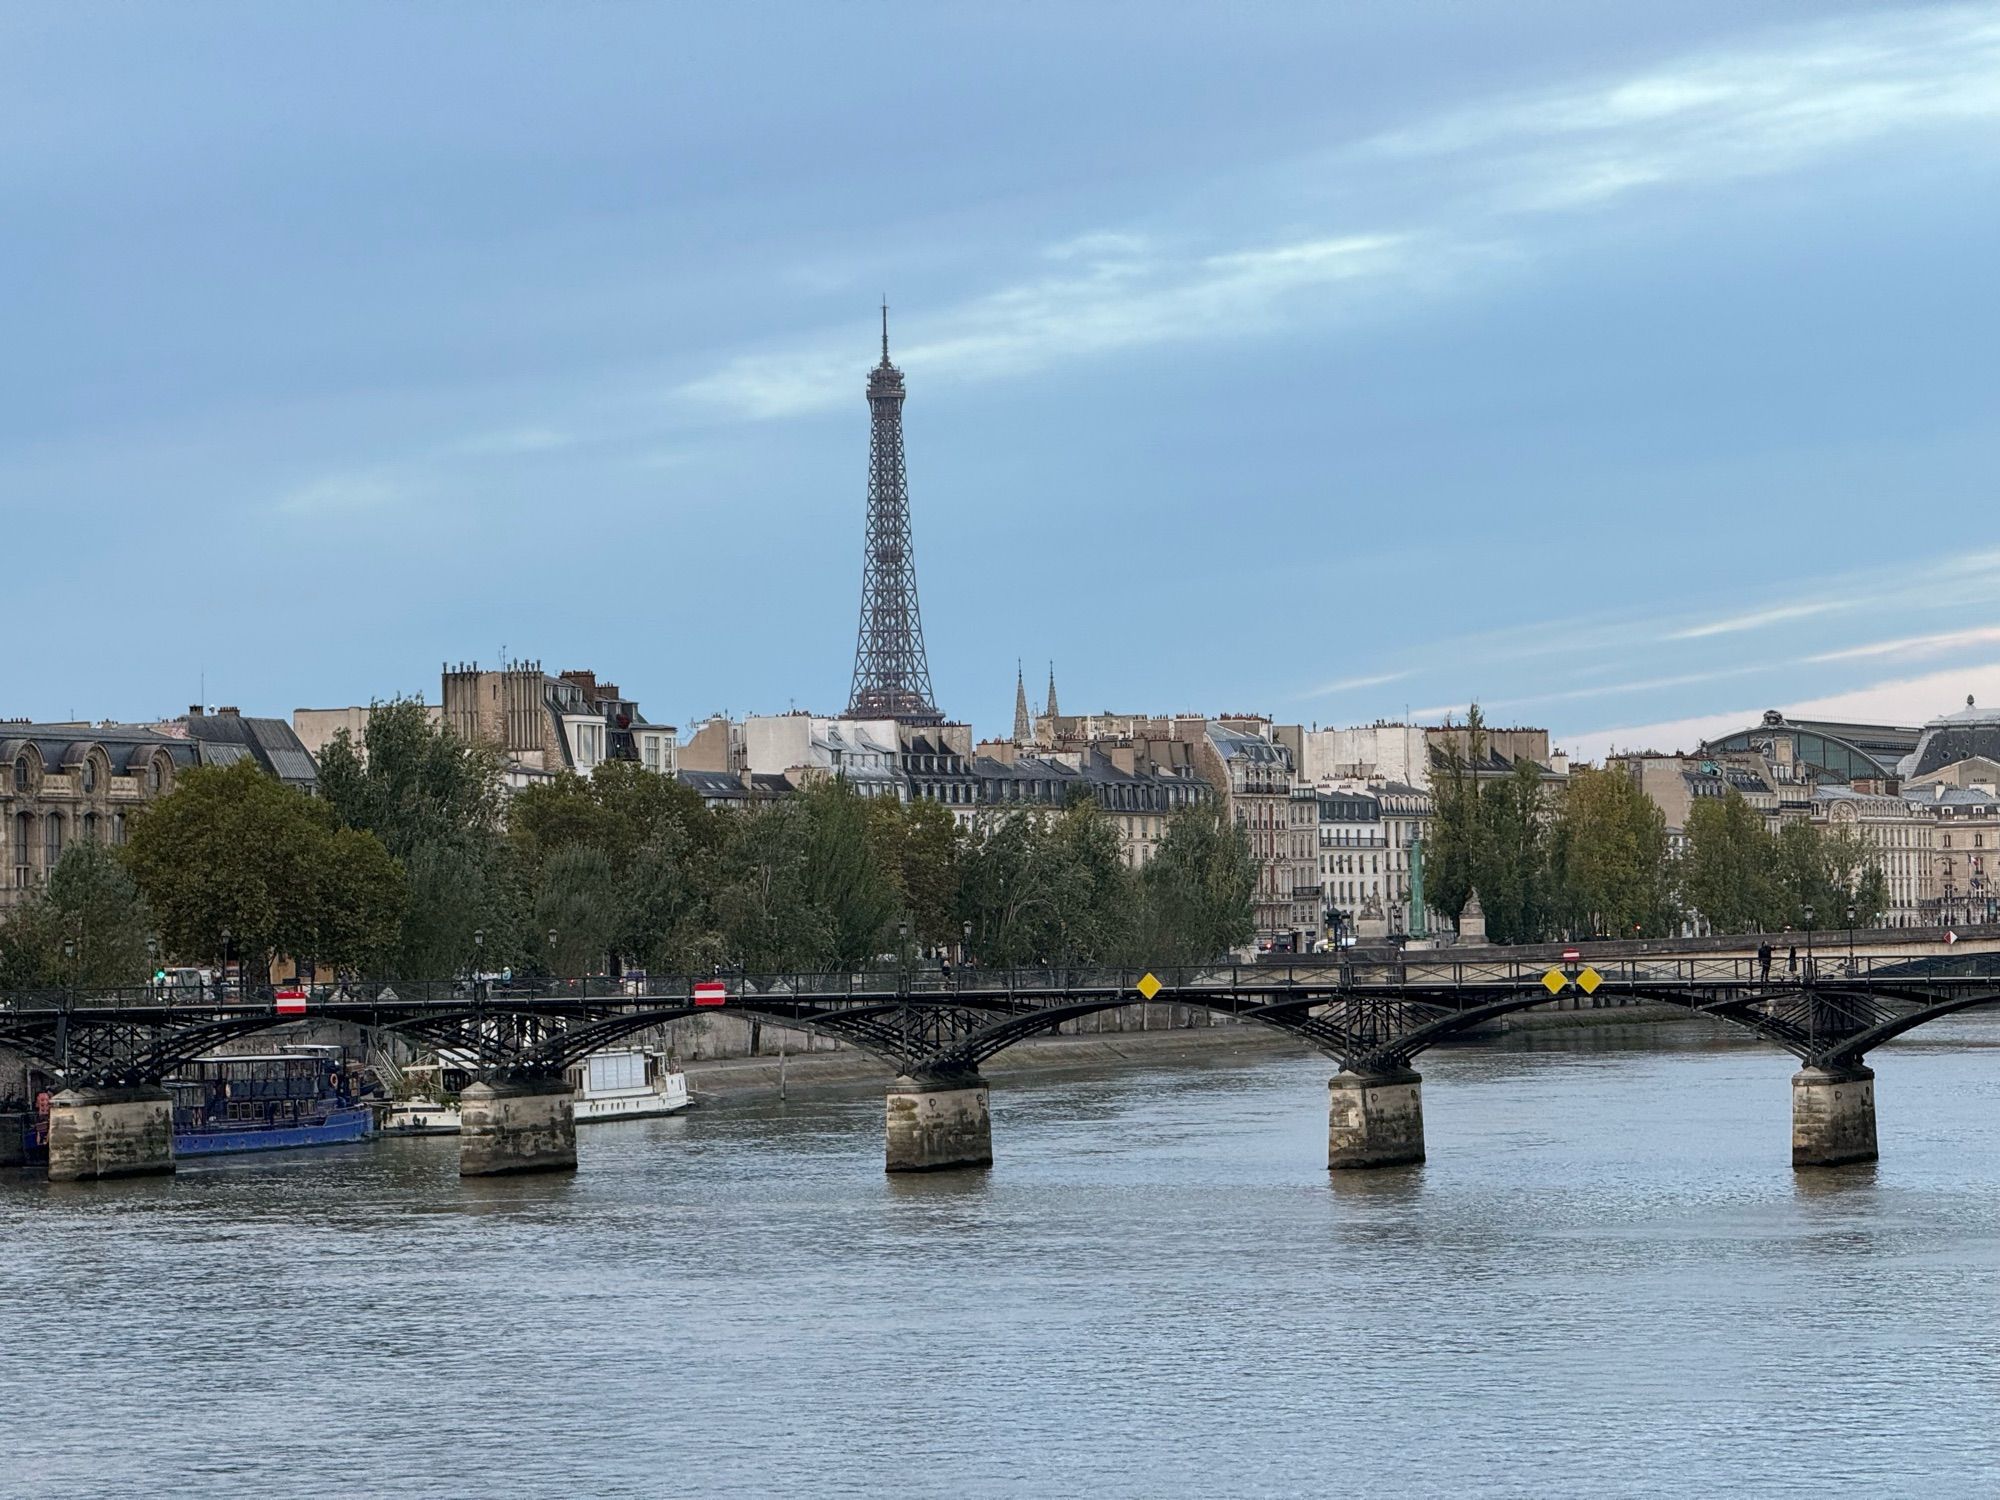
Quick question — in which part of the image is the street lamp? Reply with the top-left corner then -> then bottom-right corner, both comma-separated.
1847,901 -> 1857,972
1802,903 -> 1816,981
961,919 -> 972,965
219,925 -> 233,999
898,918 -> 910,993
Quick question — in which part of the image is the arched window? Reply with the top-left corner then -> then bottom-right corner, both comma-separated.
112,811 -> 127,846
11,812 -> 30,889
83,812 -> 99,844
11,757 -> 27,793
149,756 -> 165,793
44,812 -> 64,871
80,758 -> 97,793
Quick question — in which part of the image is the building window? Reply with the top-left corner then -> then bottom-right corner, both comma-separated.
80,758 -> 97,793
11,757 -> 26,792
11,812 -> 29,888
83,812 -> 99,844
112,811 -> 127,846
44,812 -> 63,872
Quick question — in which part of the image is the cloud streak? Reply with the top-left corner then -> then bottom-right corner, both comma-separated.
678,7 -> 2000,422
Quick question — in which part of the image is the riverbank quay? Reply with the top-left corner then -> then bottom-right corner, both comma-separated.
678,999 -> 1696,1104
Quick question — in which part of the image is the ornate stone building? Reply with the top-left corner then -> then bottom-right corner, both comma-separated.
1,727 -> 185,910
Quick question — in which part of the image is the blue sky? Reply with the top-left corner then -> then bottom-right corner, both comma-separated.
5,3 -> 1998,758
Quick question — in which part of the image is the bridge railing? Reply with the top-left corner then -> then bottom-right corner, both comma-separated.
4,949 -> 1996,1017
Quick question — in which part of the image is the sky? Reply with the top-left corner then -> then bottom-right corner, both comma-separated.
5,3 -> 1998,759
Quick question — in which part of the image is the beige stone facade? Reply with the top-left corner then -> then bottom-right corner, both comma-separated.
0,728 -> 186,913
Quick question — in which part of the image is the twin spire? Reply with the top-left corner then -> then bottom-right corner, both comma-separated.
1012,660 -> 1060,744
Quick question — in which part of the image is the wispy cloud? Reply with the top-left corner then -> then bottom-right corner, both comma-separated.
1300,670 -> 1409,700
677,7 -> 2000,423
1806,624 -> 2000,665
1563,659 -> 2000,762
678,232 -> 1418,420
1668,601 -> 1846,641
274,472 -> 409,517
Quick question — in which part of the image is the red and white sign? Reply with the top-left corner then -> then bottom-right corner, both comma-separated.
693,980 -> 728,1007
1562,948 -> 1581,964
1945,930 -> 1960,946
273,988 -> 309,1016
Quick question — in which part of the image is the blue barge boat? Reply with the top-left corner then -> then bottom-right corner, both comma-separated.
167,1046 -> 376,1157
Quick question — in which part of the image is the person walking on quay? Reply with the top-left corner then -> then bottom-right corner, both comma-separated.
1757,940 -> 1773,983
1788,944 -> 1799,975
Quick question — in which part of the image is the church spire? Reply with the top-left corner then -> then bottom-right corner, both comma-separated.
1045,661 -> 1060,720
1013,661 -> 1031,744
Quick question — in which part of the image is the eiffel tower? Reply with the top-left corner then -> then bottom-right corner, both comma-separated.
846,305 -> 943,724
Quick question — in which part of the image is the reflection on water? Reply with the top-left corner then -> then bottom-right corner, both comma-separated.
9,1016 -> 2000,1497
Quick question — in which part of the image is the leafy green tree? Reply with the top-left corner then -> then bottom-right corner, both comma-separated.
1425,707 -> 1483,928
1135,801 -> 1255,963
0,842 -> 155,991
796,778 -> 899,965
123,760 -> 403,977
1680,790 -> 1777,933
958,802 -> 1136,966
316,699 -> 505,860
317,700 -> 512,973
712,801 -> 836,972
620,822 -> 722,977
534,843 -> 623,976
866,796 -> 964,949
1553,766 -> 1675,938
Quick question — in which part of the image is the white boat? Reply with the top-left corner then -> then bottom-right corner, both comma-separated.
379,1060 -> 466,1136
382,1098 -> 462,1135
567,1049 -> 690,1124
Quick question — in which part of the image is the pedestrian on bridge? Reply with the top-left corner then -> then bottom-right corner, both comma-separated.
1757,941 -> 1772,983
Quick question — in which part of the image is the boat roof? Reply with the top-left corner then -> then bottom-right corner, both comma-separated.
182,1052 -> 346,1065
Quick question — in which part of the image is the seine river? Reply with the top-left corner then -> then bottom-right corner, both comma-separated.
9,1018 -> 2000,1498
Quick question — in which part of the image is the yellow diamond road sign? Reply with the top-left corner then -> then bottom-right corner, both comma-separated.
1542,968 -> 1568,995
1136,972 -> 1163,1000
1577,966 -> 1603,995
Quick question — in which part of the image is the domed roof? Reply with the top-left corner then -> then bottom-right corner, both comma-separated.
1899,696 -> 2000,779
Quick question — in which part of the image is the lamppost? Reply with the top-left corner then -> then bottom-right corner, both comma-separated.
547,927 -> 558,990
898,918 -> 910,990
145,934 -> 159,993
961,919 -> 972,967
1847,901 -> 1857,973
1802,903 -> 1816,982
219,925 -> 233,1001
59,935 -> 77,1079
471,927 -> 484,1000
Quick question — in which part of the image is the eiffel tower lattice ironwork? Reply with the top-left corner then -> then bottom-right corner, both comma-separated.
847,305 -> 943,724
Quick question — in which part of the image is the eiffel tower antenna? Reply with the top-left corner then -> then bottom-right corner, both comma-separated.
847,304 -> 942,724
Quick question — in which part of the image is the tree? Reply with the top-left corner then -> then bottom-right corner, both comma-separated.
1680,791 -> 1777,934
1135,801 -> 1255,963
316,698 -> 505,861
1553,766 -> 1675,938
958,802 -> 1137,966
534,843 -> 622,976
795,778 -> 899,965
123,760 -> 403,977
317,700 -> 511,973
712,801 -> 836,973
0,842 -> 154,991
1426,707 -> 1483,928
866,796 -> 964,949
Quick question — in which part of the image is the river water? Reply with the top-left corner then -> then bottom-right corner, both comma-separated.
8,1017 -> 2000,1498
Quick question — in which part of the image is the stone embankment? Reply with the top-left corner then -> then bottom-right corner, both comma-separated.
672,997 -> 1694,1104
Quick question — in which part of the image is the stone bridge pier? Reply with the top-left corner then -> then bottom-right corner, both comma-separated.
1327,1068 -> 1425,1170
1791,1065 -> 1877,1168
885,1074 -> 993,1173
46,1085 -> 177,1183
459,1076 -> 577,1177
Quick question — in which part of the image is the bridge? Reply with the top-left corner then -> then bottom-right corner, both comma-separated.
6,933 -> 1999,1182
